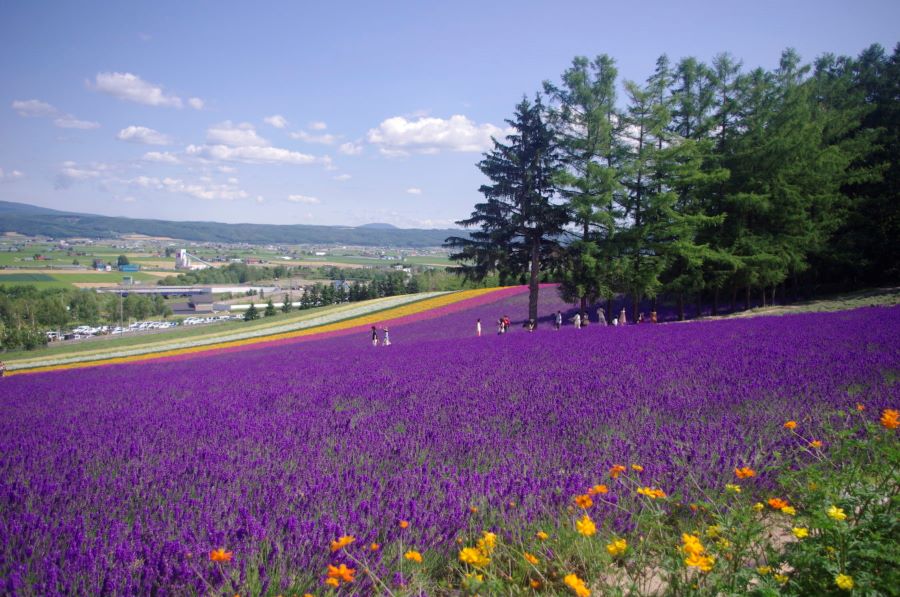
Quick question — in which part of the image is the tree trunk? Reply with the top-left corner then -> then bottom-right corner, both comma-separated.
696,292 -> 703,319
632,295 -> 640,324
744,286 -> 750,311
731,285 -> 737,312
761,288 -> 766,308
606,297 -> 612,325
712,287 -> 719,316
580,295 -> 587,323
528,237 -> 540,325
677,293 -> 685,321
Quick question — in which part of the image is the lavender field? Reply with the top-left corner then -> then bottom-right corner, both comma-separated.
1,289 -> 898,595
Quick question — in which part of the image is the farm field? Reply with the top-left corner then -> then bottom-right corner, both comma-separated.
0,270 -> 159,289
1,287 -> 898,595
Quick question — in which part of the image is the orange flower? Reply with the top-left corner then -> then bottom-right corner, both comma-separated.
636,487 -> 667,499
369,543 -> 380,551
856,403 -> 865,411
324,577 -> 339,588
404,550 -> 423,563
469,506 -> 478,513
573,494 -> 594,509
631,464 -> 644,472
810,440 -> 823,449
784,421 -> 797,430
610,464 -> 627,479
767,497 -> 789,510
523,552 -> 539,565
326,563 -> 356,583
329,535 -> 355,552
530,579 -> 542,589
734,467 -> 756,479
209,548 -> 233,563
536,531 -> 549,541
588,484 -> 608,495
399,520 -> 409,529
880,408 -> 899,430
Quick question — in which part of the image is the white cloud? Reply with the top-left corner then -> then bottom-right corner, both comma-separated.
367,114 -> 505,154
264,114 -> 288,129
188,97 -> 204,110
309,121 -> 327,130
142,151 -> 180,164
217,165 -> 237,174
333,173 -> 352,181
0,168 -> 25,182
186,143 -> 329,166
290,130 -> 338,144
255,195 -> 265,203
287,194 -> 321,204
127,175 -> 249,200
92,72 -> 187,108
339,141 -> 364,155
117,125 -> 171,145
55,161 -> 108,189
54,115 -> 101,129
13,99 -> 98,129
406,187 -> 423,195
12,99 -> 57,117
206,121 -> 269,147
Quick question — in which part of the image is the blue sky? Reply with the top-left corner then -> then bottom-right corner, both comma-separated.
1,0 -> 897,229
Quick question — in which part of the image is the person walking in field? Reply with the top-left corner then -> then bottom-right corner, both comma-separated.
497,317 -> 505,334
476,318 -> 482,337
619,308 -> 627,326
503,315 -> 511,333
650,310 -> 658,323
0,360 -> 5,377
383,326 -> 391,346
371,325 -> 379,346
555,310 -> 562,330
572,312 -> 581,329
598,307 -> 607,326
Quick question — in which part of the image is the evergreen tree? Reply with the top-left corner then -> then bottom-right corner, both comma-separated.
264,299 -> 276,317
446,96 -> 569,324
244,302 -> 259,321
281,293 -> 293,313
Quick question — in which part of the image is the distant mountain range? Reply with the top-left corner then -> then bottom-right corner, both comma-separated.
0,201 -> 463,247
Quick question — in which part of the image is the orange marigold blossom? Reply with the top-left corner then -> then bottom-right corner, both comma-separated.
573,494 -> 593,509
324,577 -> 339,588
469,506 -> 478,513
530,579 -> 541,589
588,484 -> 608,495
810,440 -> 823,449
784,420 -> 797,430
734,466 -> 756,479
536,531 -> 549,540
459,546 -> 490,568
404,550 -> 423,563
399,520 -> 409,529
564,573 -> 591,597
370,543 -> 380,551
880,408 -> 899,429
523,552 -> 539,565
631,464 -> 644,472
327,563 -> 356,583
685,552 -> 715,572
767,497 -> 789,510
209,548 -> 233,563
856,403 -> 865,411
636,486 -> 666,499
609,464 -> 627,478
329,535 -> 355,552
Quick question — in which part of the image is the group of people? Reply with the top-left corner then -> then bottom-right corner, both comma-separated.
483,307 -> 660,335
370,325 -> 391,346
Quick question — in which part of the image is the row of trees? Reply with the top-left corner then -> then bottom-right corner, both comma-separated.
448,44 -> 899,322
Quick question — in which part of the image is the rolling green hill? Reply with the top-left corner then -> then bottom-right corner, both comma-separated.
0,200 -> 463,247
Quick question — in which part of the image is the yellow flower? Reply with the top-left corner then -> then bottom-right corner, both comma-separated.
329,535 -> 355,552
609,464 -> 626,479
774,573 -> 789,585
792,527 -> 809,539
757,566 -> 772,575
716,538 -> 731,549
684,553 -> 715,572
404,550 -> 423,563
530,579 -> 542,589
324,577 -> 339,588
784,420 -> 797,430
827,505 -> 847,521
705,525 -> 721,539
681,534 -> 705,557
399,520 -> 409,529
606,538 -> 627,557
835,574 -> 854,590
563,573 -> 591,597
476,531 -> 497,554
536,531 -> 549,541
523,552 -> 539,565
588,484 -> 608,495
631,464 -> 644,472
459,547 -> 490,568
810,440 -> 823,449
576,514 -> 597,536
881,408 -> 899,429
636,486 -> 666,499
752,502 -> 764,512
781,506 -> 797,516
725,483 -> 741,493
574,494 -> 594,509
734,466 -> 756,479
